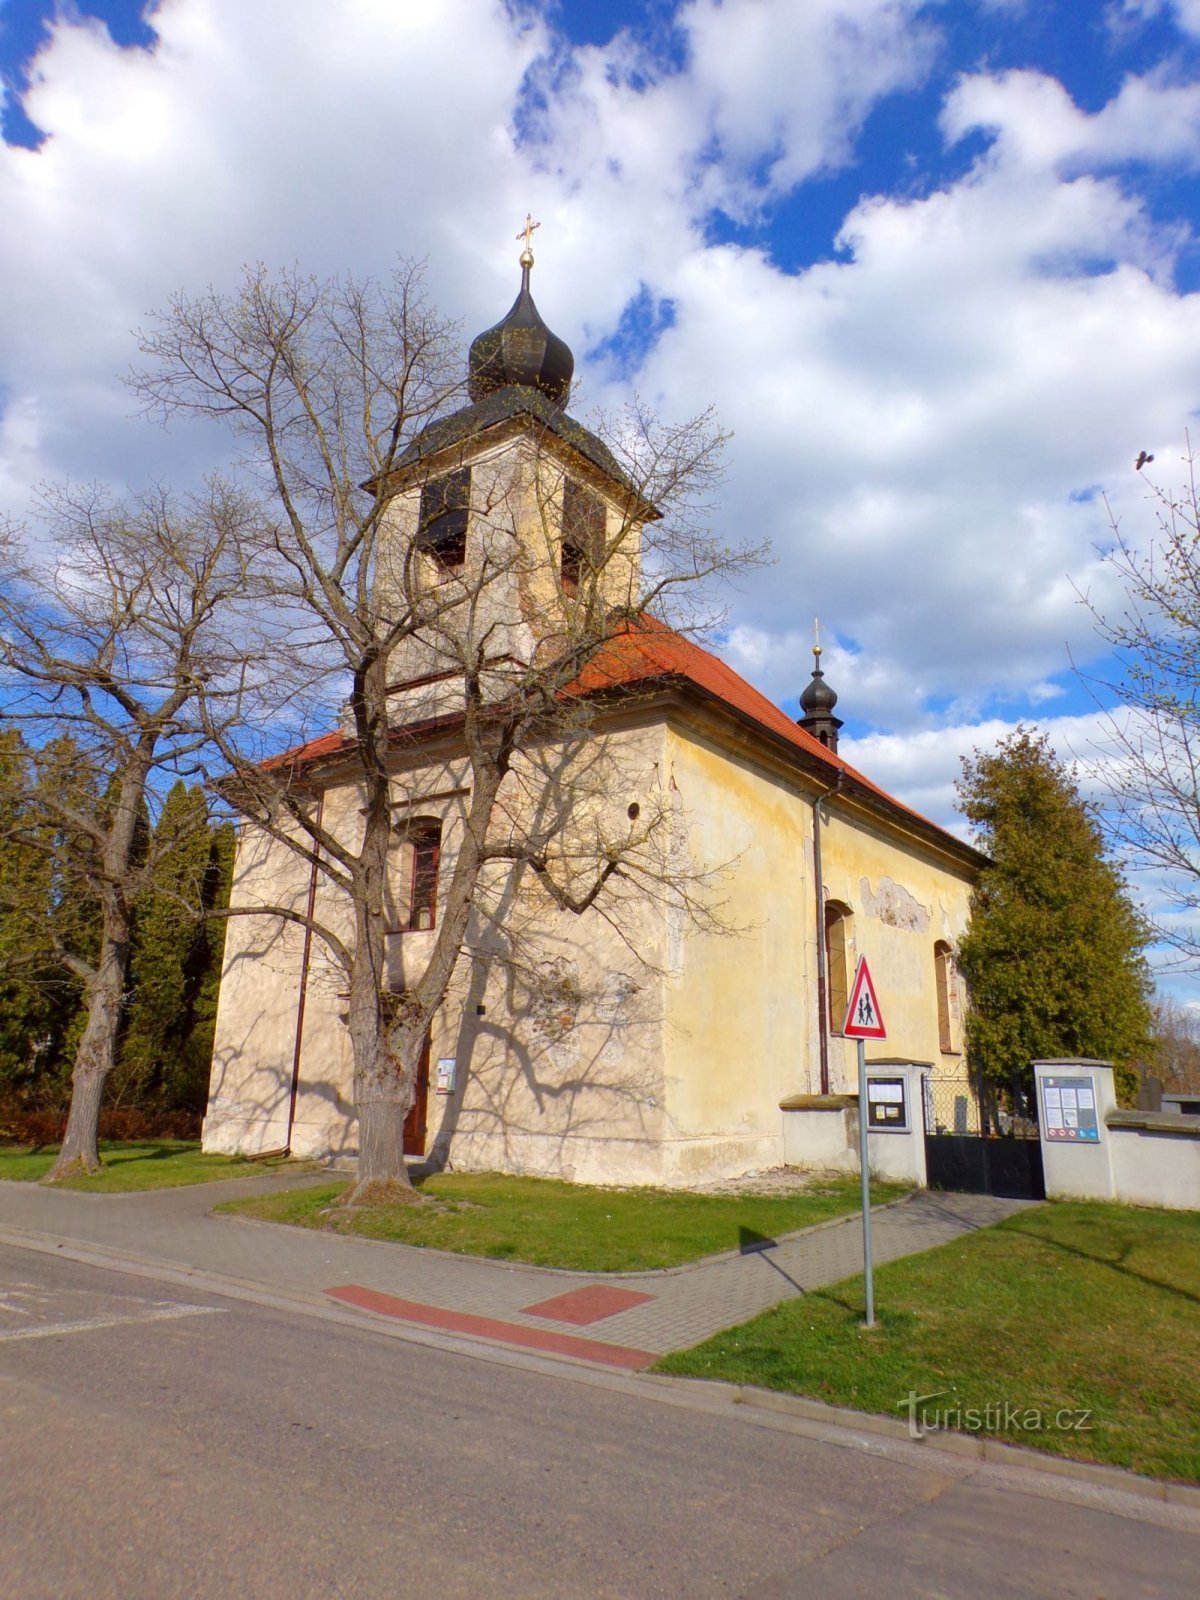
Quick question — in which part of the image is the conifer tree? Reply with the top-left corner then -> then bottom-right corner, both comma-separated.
0,731 -> 92,1111
955,728 -> 1152,1103
117,783 -> 234,1113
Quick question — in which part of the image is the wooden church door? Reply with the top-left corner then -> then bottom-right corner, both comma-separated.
402,1037 -> 430,1157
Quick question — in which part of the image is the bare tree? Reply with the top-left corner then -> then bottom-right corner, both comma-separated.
1084,444 -> 1200,964
136,259 -> 756,1204
1147,991 -> 1200,1093
0,482 -> 255,1178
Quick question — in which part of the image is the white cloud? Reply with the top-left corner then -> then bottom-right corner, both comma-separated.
841,710 -> 1128,834
679,0 -> 938,204
1,1 -> 1200,872
0,0 -> 552,491
1111,1 -> 1200,40
597,64 -> 1200,727
943,68 -> 1200,176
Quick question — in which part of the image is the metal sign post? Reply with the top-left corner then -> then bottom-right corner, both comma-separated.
843,956 -> 887,1329
856,1036 -> 874,1327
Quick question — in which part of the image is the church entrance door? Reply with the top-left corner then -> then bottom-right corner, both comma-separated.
403,1037 -> 430,1158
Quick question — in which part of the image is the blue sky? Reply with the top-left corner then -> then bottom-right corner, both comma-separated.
3,0 -> 1200,975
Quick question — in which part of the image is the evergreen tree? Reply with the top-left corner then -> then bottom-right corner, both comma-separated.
955,728 -> 1152,1104
0,731 -> 91,1111
117,784 -> 234,1114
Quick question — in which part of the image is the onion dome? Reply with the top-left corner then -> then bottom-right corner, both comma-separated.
468,230 -> 574,405
798,643 -> 843,754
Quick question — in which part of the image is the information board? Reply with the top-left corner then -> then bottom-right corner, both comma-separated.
1040,1073 -> 1100,1143
866,1076 -> 908,1133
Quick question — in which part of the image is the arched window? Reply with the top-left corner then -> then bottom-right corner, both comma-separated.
934,940 -> 955,1053
561,479 -> 605,592
825,901 -> 852,1032
387,819 -> 442,933
417,468 -> 470,569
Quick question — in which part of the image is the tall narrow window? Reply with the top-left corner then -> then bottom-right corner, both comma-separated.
561,479 -> 605,591
405,822 -> 441,932
934,940 -> 955,1053
417,467 -> 470,569
825,901 -> 852,1032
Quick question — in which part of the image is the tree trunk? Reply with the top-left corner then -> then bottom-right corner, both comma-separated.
338,651 -> 424,1206
43,939 -> 126,1181
354,1095 -> 411,1195
339,944 -> 418,1206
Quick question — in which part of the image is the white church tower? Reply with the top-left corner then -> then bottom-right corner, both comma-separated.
372,221 -> 658,728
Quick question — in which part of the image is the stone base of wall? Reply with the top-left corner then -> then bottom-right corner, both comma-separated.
203,1109 -> 785,1189
434,1127 -> 785,1188
202,1113 -> 289,1156
201,1111 -> 358,1162
780,1099 -> 858,1173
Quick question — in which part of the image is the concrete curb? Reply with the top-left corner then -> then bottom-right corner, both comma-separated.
723,1383 -> 1200,1510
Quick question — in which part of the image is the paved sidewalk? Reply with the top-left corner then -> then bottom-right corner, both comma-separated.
0,1176 -> 1030,1369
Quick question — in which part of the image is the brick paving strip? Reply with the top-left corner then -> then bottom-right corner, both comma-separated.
326,1284 -> 659,1370
519,1285 -> 655,1324
320,1191 -> 1032,1367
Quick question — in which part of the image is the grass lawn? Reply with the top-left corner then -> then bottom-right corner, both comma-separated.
0,1140 -> 306,1191
217,1171 -> 908,1273
657,1200 -> 1200,1483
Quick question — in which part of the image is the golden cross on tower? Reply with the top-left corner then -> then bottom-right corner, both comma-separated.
516,212 -> 541,266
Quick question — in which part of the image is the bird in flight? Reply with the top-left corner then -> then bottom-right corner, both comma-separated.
1135,450 -> 1154,471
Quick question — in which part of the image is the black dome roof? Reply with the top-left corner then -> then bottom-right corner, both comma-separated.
468,260 -> 574,405
799,654 -> 839,715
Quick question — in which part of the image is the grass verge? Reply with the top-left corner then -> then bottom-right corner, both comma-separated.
0,1140 -> 308,1191
656,1200 -> 1200,1483
216,1171 -> 908,1273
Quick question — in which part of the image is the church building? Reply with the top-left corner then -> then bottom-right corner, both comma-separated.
202,239 -> 983,1187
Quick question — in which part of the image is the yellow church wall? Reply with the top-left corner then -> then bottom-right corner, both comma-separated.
201,819 -> 332,1156
202,786 -> 368,1160
818,805 -> 973,1095
203,705 -> 976,1185
205,722 -> 678,1182
417,719 -> 674,1185
659,721 -> 815,1179
658,715 -> 976,1180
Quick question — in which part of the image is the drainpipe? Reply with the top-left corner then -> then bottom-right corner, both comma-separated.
283,791 -> 324,1155
811,772 -> 844,1096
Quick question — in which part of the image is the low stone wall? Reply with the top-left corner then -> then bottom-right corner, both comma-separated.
1034,1060 -> 1200,1211
780,1061 -> 929,1187
1106,1110 -> 1200,1211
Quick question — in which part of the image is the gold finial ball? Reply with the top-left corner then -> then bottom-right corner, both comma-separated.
516,211 -> 541,269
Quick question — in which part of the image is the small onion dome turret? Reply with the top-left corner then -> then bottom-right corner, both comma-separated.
468,253 -> 574,406
798,645 -> 843,754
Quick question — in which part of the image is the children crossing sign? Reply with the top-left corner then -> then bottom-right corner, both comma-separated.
841,954 -> 886,1329
842,956 -> 887,1040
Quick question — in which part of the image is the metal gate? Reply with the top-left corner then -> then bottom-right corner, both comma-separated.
922,1074 -> 1045,1200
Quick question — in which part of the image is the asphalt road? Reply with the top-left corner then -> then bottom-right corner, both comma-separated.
1,1243 -> 1196,1599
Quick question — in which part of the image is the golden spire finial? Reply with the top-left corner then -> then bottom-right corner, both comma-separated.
813,616 -> 822,662
516,212 -> 541,268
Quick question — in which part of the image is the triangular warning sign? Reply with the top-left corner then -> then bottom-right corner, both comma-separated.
842,957 -> 887,1039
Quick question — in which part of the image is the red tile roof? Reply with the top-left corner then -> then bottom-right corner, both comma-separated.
262,728 -> 344,772
574,617 -> 973,856
265,618 -> 979,865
